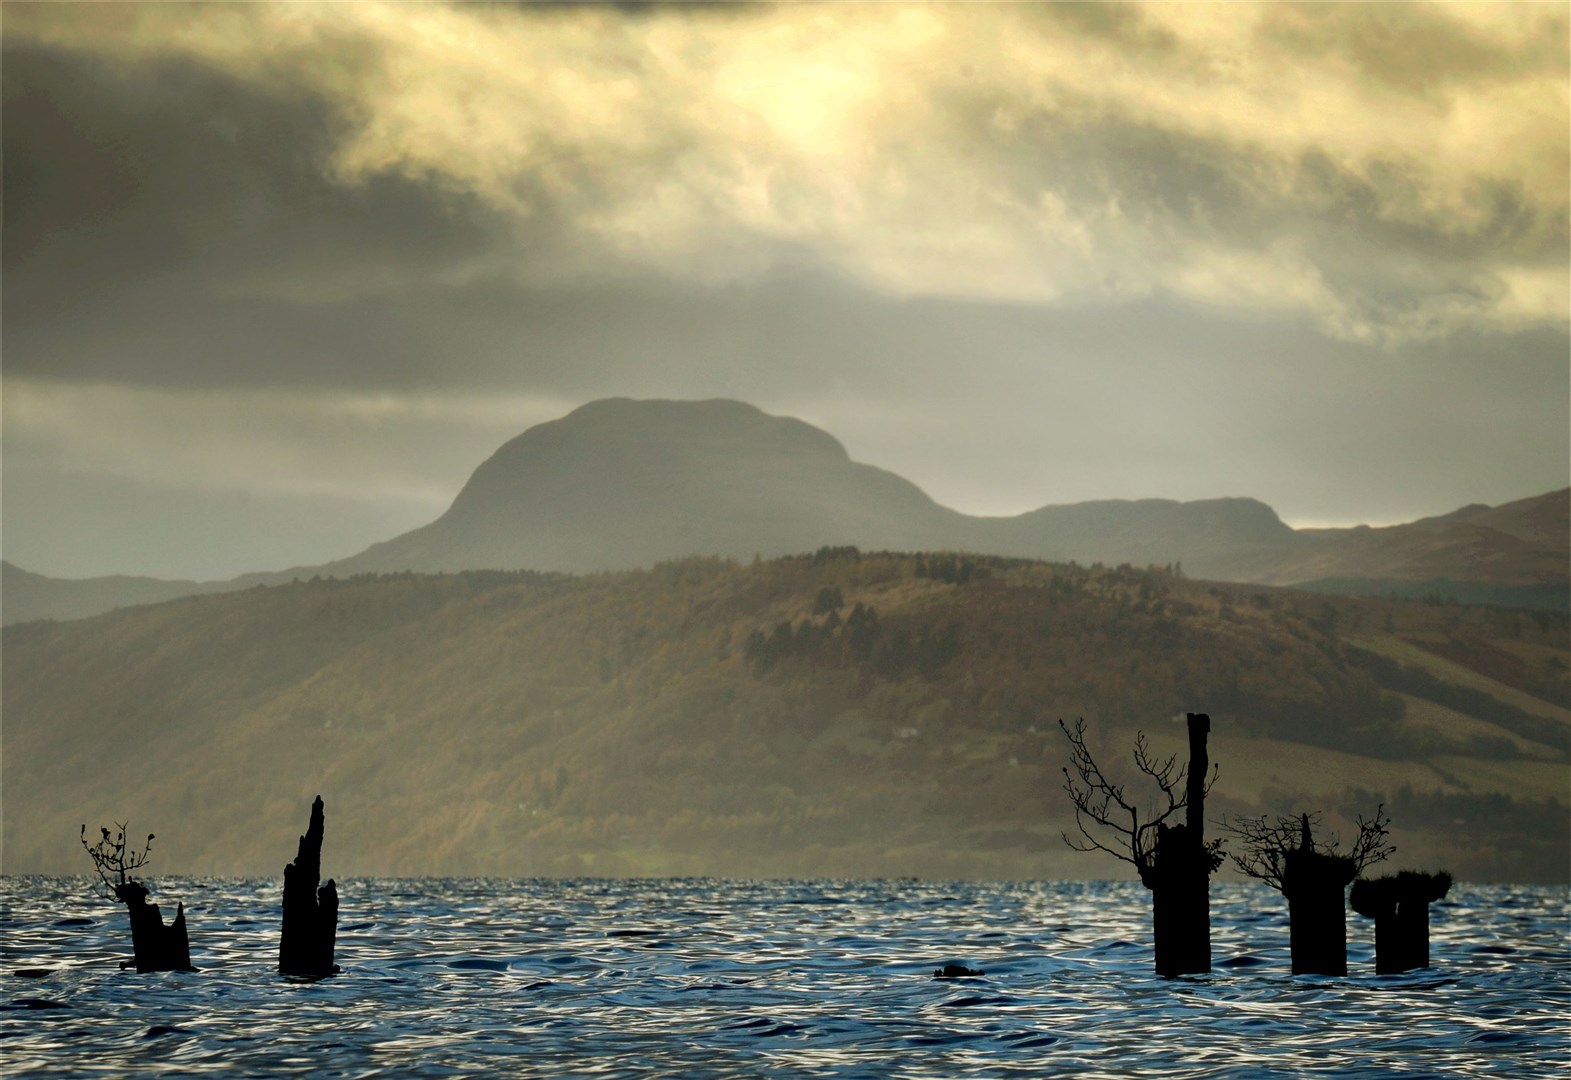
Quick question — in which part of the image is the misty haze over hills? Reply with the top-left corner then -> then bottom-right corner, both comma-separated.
3,398 -> 1567,626
4,399 -> 1567,882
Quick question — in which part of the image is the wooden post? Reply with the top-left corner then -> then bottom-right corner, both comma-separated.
1351,871 -> 1452,974
115,881 -> 193,973
1186,712 -> 1208,837
1282,816 -> 1357,976
1145,713 -> 1212,978
279,795 -> 340,977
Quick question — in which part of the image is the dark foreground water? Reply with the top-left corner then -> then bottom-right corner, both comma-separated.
2,878 -> 1566,1077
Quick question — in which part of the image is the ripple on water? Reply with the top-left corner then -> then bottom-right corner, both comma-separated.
1,878 -> 1566,1077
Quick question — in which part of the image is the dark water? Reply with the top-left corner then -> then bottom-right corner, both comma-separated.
2,878 -> 1566,1077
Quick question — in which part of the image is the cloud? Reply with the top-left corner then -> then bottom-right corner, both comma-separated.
8,1 -> 1565,345
1,379 -> 572,507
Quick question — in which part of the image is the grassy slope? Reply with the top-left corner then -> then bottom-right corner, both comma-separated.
3,553 -> 1566,881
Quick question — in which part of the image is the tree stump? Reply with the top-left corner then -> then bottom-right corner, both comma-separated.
1060,711 -> 1220,979
279,796 -> 340,977
115,881 -> 193,973
1139,714 -> 1214,978
1351,871 -> 1452,974
1281,819 -> 1357,976
1145,824 -> 1211,977
80,823 -> 193,973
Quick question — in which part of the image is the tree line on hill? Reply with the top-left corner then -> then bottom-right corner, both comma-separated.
3,548 -> 1565,880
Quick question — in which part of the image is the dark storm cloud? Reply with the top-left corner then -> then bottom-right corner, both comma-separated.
7,26 -> 1560,395
3,39 -> 545,389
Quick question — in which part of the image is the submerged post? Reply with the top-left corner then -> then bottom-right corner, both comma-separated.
116,882 -> 194,974
80,823 -> 194,973
1351,871 -> 1452,974
1281,815 -> 1357,976
1145,713 -> 1213,977
1227,798 -> 1392,977
279,795 -> 340,977
1060,711 -> 1218,979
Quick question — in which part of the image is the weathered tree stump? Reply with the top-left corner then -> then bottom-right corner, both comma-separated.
279,795 -> 340,977
1140,713 -> 1214,978
1351,871 -> 1452,974
80,823 -> 193,973
1145,824 -> 1211,978
1228,802 -> 1392,977
1281,818 -> 1358,976
115,881 -> 193,973
1062,711 -> 1219,979
933,964 -> 985,979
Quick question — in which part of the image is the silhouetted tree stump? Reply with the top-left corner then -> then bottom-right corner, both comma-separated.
1351,871 -> 1452,974
116,881 -> 193,974
80,823 -> 194,973
1143,822 -> 1212,978
1282,826 -> 1358,976
933,964 -> 985,979
279,796 -> 340,977
1228,807 -> 1392,976
1062,712 -> 1221,978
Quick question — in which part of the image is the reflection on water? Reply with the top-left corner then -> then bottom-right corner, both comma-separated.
2,878 -> 1566,1077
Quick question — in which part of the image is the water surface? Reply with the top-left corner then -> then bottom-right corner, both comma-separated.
3,878 -> 1566,1077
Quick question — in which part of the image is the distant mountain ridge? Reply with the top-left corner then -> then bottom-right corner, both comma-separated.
4,398 -> 1566,624
0,561 -> 233,625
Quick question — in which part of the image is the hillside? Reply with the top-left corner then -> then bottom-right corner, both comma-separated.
4,552 -> 1565,881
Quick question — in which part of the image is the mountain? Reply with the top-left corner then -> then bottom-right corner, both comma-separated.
4,399 -> 1565,624
1232,489 -> 1570,605
318,397 -> 974,575
318,398 -> 1307,579
0,561 -> 235,626
4,553 -> 1566,880
986,495 -> 1301,574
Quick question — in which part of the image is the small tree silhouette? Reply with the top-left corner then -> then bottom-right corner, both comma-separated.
80,823 -> 154,897
79,822 -> 192,973
1226,807 -> 1392,975
1060,714 -> 1223,977
1226,808 -> 1393,891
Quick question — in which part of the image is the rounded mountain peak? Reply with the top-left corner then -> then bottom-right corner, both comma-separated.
442,398 -> 855,522
541,397 -> 850,461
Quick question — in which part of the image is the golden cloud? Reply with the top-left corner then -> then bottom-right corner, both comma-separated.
10,1 -> 1567,342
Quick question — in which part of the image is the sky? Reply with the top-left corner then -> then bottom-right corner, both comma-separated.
3,1 -> 1568,581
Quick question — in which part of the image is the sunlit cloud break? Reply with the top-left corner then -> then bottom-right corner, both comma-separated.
12,0 -> 1567,345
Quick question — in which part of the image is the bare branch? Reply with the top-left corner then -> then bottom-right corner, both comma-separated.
1058,717 -> 1209,876
1224,805 -> 1393,893
1348,804 -> 1395,874
1200,762 -> 1220,800
1131,732 -> 1185,832
80,821 -> 155,900
1222,812 -> 1302,892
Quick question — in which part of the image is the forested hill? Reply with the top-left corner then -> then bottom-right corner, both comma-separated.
4,552 -> 1566,881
